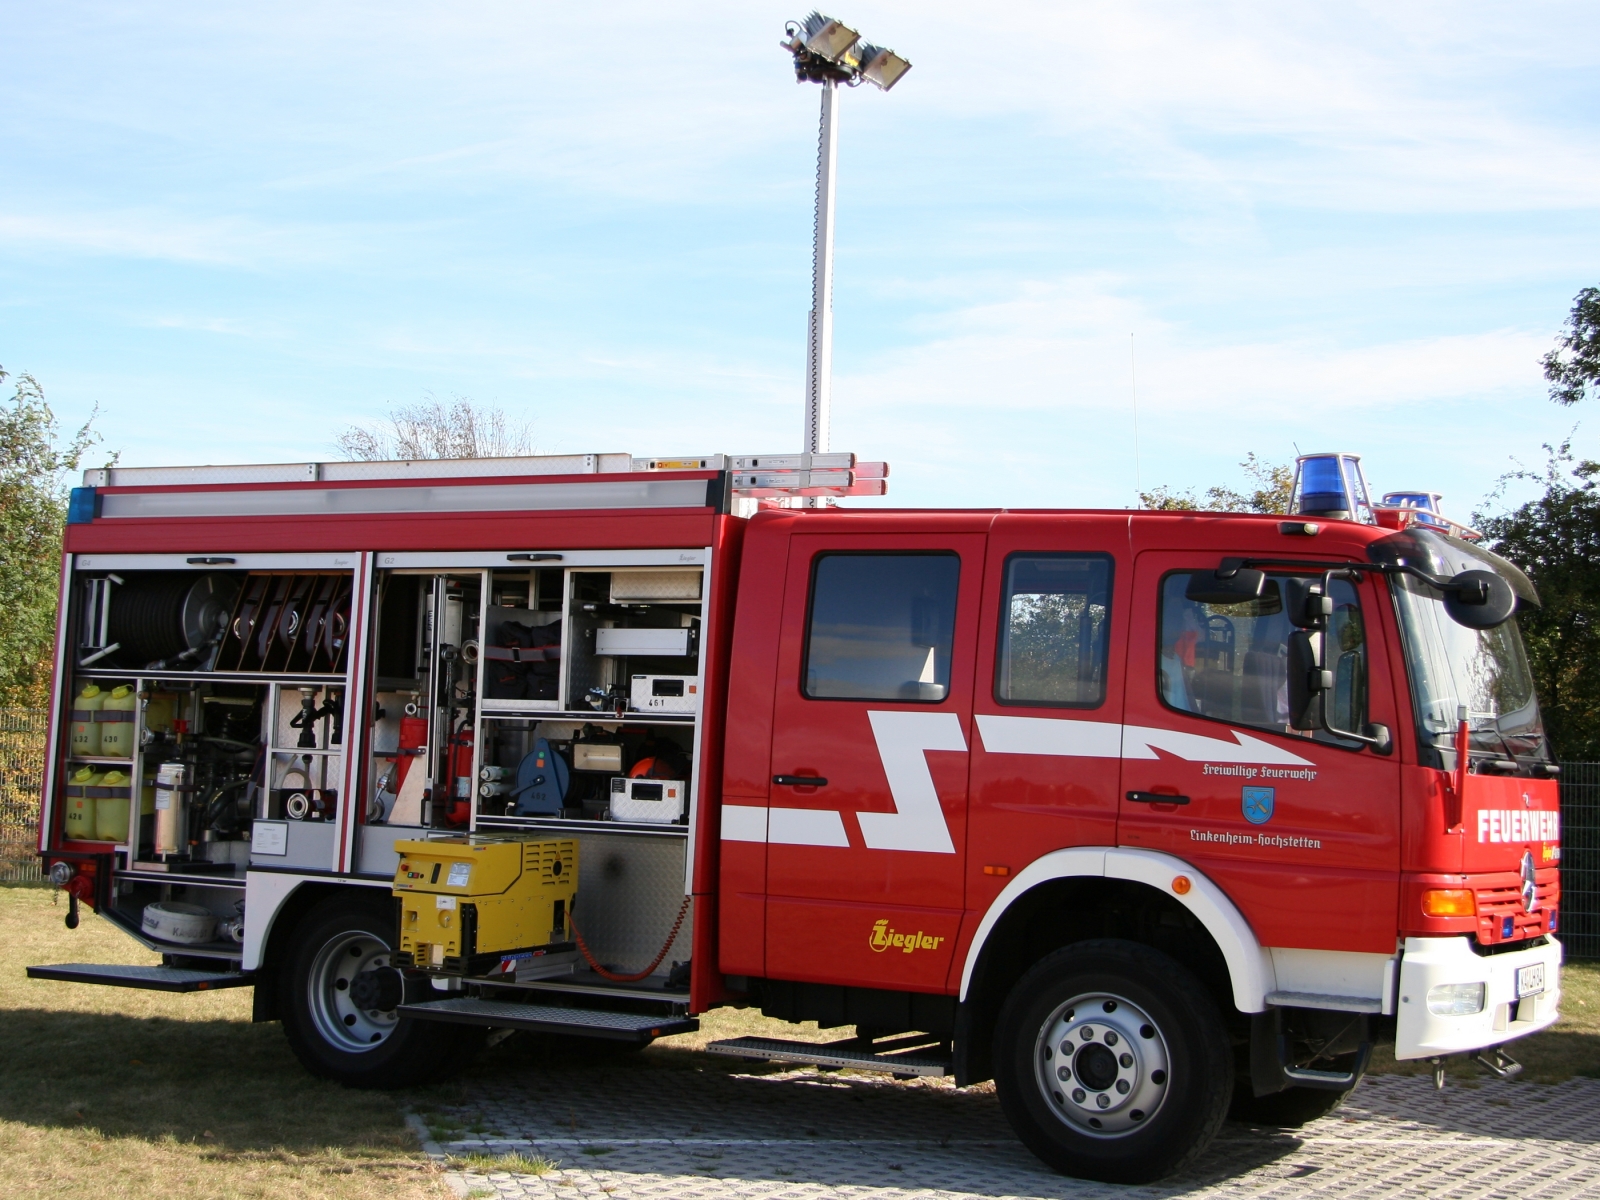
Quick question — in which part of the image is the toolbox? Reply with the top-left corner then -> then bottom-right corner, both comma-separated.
609,776 -> 687,823
630,674 -> 700,713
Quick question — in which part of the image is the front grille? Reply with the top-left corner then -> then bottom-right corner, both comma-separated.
1473,869 -> 1559,945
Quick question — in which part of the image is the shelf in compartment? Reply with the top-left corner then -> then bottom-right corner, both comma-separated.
75,669 -> 351,686
480,708 -> 696,724
67,756 -> 135,766
117,868 -> 246,889
269,746 -> 344,756
476,815 -> 689,838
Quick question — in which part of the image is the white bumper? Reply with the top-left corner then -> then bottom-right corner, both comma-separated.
1395,935 -> 1563,1060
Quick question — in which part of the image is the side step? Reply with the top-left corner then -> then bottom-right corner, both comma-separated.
27,963 -> 253,992
705,1034 -> 950,1078
398,997 -> 698,1043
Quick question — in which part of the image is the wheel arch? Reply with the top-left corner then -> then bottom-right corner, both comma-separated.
954,848 -> 1273,1085
245,877 -> 391,1022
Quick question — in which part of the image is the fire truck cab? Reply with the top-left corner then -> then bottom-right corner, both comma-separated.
31,450 -> 1563,1183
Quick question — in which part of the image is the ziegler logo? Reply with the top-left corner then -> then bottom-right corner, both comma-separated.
869,919 -> 945,954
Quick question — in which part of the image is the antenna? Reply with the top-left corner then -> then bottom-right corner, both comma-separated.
1130,333 -> 1143,506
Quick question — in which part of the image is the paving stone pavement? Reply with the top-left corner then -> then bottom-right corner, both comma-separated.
411,1061 -> 1600,1200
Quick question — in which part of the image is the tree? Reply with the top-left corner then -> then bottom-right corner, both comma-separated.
1478,438 -> 1600,760
1139,453 -> 1294,514
1543,286 -> 1600,406
0,367 -> 108,708
335,395 -> 533,461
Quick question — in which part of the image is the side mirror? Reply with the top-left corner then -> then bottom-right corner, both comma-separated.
1186,568 -> 1266,606
1443,569 -> 1515,629
1283,577 -> 1332,628
1286,630 -> 1328,730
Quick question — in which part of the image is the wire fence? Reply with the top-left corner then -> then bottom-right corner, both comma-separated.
0,709 -> 46,884
1559,762 -> 1600,961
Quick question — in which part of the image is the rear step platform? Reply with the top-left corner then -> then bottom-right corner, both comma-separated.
27,963 -> 253,992
705,1034 -> 950,1078
398,997 -> 698,1042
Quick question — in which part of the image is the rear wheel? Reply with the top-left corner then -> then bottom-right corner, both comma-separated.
993,940 -> 1233,1184
278,894 -> 479,1088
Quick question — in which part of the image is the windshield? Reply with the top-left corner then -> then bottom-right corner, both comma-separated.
1374,529 -> 1548,763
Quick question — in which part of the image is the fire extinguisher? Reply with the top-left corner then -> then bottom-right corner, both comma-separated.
445,728 -> 474,826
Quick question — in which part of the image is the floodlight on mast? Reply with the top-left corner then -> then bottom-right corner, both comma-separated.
780,12 -> 911,487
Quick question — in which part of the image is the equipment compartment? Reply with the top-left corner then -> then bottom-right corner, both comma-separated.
73,568 -> 352,675
61,559 -> 356,871
562,569 -> 701,716
474,717 -> 693,829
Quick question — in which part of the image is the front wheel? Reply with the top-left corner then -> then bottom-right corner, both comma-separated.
993,940 -> 1233,1184
278,894 -> 479,1088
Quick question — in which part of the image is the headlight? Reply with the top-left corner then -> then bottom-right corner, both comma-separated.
1427,982 -> 1486,1016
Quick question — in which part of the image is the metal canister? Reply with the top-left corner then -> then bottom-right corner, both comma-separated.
153,762 -> 191,856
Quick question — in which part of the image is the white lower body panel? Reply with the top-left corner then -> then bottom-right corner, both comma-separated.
1395,935 -> 1562,1060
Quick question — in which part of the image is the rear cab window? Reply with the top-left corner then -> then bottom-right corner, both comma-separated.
803,553 -> 960,702
995,553 -> 1113,708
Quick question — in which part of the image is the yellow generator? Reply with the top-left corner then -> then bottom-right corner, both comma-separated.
392,835 -> 577,976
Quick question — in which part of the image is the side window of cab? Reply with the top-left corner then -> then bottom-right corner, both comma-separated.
1158,571 -> 1368,746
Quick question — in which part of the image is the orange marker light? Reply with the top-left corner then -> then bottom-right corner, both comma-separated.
1172,875 -> 1192,895
1422,888 -> 1475,918
983,865 -> 1010,877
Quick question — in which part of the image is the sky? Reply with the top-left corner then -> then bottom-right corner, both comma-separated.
3,1 -> 1599,517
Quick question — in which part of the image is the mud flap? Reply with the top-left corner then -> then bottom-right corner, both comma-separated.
1251,1008 -> 1372,1096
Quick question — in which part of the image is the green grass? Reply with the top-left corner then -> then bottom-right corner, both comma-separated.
447,1151 -> 558,1175
0,886 -> 448,1200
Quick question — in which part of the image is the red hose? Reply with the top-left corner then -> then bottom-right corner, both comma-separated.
569,896 -> 692,983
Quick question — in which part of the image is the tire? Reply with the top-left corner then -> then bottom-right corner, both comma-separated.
1229,1081 -> 1353,1127
992,940 -> 1233,1184
278,894 -> 481,1088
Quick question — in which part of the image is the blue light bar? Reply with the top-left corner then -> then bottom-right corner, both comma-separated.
1291,453 -> 1374,523
67,487 -> 99,524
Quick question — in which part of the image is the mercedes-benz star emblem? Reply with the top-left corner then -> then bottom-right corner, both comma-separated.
1521,850 -> 1538,913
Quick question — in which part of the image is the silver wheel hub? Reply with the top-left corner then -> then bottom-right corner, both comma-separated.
308,930 -> 400,1053
1034,992 -> 1171,1137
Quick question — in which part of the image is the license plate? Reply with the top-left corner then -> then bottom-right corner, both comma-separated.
1516,962 -> 1545,999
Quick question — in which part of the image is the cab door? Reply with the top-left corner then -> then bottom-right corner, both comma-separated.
963,516 -> 1129,955
1120,551 -> 1402,954
763,530 -> 985,991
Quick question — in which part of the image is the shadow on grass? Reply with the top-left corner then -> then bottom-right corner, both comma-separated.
0,1006 -> 414,1156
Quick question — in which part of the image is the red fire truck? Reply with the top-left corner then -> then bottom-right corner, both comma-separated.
30,449 -> 1562,1183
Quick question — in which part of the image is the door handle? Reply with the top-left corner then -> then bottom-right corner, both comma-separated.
773,775 -> 828,788
1125,790 -> 1190,806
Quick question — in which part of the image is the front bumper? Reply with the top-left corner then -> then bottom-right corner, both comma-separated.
1395,935 -> 1562,1060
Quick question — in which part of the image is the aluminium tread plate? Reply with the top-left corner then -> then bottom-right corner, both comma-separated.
398,997 -> 698,1042
26,963 -> 254,992
704,1035 -> 950,1078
